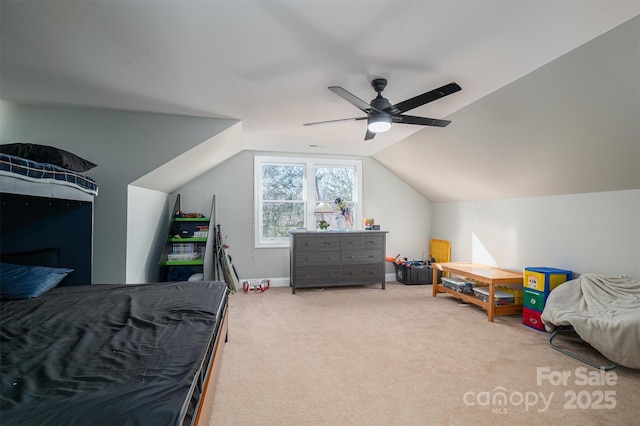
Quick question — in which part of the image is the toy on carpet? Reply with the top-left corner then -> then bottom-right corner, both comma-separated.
242,279 -> 270,293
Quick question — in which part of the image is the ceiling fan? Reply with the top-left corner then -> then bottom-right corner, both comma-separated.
304,78 -> 461,140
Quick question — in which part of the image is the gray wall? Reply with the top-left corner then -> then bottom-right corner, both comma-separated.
3,102 -> 638,284
173,150 -> 432,283
431,189 -> 640,278
0,101 -> 235,283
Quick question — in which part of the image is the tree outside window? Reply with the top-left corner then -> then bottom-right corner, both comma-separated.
261,163 -> 304,238
254,156 -> 362,248
315,166 -> 355,229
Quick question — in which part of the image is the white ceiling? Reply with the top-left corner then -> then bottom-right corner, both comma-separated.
1,1 -> 639,201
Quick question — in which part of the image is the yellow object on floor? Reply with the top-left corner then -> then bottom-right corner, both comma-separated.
430,239 -> 451,278
429,239 -> 450,263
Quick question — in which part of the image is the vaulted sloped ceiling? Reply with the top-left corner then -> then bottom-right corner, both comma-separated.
0,1 -> 638,202
374,16 -> 640,202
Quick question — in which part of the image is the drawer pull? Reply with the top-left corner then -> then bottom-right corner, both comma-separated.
369,255 -> 374,258
305,273 -> 310,277
327,256 -> 332,260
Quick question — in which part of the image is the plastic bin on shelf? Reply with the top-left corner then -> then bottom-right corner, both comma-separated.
441,277 -> 474,294
473,286 -> 515,305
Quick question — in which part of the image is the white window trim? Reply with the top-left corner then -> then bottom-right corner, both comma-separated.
254,155 -> 363,248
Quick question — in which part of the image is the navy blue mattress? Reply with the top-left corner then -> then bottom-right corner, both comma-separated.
0,281 -> 227,425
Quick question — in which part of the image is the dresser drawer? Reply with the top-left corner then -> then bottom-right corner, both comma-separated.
296,266 -> 341,284
341,235 -> 363,250
341,250 -> 383,264
341,264 -> 384,282
362,234 -> 384,249
296,251 -> 340,266
317,235 -> 341,251
295,236 -> 318,251
341,234 -> 385,250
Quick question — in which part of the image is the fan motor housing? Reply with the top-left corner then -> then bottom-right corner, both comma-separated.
371,78 -> 388,93
370,95 -> 391,111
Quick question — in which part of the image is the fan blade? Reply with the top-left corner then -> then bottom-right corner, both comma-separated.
393,82 -> 461,114
304,117 -> 367,126
397,114 -> 451,127
364,129 -> 376,140
329,86 -> 382,113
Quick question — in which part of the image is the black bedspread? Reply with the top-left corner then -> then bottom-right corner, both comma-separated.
0,281 -> 227,425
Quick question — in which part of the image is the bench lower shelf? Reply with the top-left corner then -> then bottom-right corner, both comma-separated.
433,284 -> 523,317
432,262 -> 524,322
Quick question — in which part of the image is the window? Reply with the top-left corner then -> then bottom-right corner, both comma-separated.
254,156 -> 362,248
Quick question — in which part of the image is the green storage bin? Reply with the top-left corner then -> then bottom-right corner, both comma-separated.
524,288 -> 546,312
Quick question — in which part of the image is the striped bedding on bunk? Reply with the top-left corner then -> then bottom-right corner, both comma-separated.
0,153 -> 98,196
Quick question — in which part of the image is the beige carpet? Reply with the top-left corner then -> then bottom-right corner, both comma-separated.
210,282 -> 640,425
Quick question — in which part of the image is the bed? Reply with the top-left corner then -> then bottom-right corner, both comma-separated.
1,145 -> 229,424
541,273 -> 640,369
1,148 -> 98,286
0,281 -> 228,425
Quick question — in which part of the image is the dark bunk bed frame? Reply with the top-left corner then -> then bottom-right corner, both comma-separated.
0,153 -> 228,425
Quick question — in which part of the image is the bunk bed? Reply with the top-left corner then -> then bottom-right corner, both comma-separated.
1,148 -> 229,425
1,150 -> 98,285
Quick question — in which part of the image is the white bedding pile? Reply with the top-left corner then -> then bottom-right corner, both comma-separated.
541,273 -> 640,369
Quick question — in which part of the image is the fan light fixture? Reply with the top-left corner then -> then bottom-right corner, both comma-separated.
367,115 -> 392,133
304,79 -> 461,141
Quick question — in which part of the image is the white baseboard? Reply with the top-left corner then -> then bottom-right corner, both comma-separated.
239,274 -> 397,288
239,277 -> 290,287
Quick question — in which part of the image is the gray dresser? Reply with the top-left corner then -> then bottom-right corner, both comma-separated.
289,230 -> 387,294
